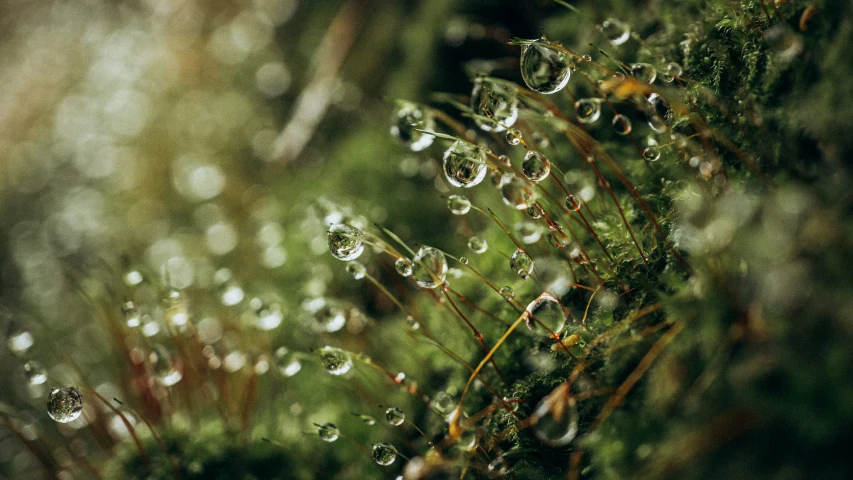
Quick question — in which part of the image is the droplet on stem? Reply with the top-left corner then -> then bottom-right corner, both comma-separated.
47,387 -> 83,423
327,224 -> 365,261
520,40 -> 572,94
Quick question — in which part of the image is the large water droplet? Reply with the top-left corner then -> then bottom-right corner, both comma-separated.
524,293 -> 568,335
412,247 -> 448,289
612,114 -> 632,135
390,102 -> 435,152
601,18 -> 630,46
395,257 -> 413,277
24,361 -> 47,385
630,63 -> 657,84
442,141 -> 488,188
642,146 -> 661,162
327,224 -> 365,261
318,346 -> 352,375
447,195 -> 471,215
470,78 -> 518,132
468,236 -> 488,254
575,98 -> 601,124
501,175 -> 537,210
318,422 -> 340,442
385,407 -> 405,426
505,128 -> 522,146
533,385 -> 578,447
522,151 -> 551,182
47,387 -> 83,423
520,40 -> 572,94
510,249 -> 535,279
372,442 -> 398,466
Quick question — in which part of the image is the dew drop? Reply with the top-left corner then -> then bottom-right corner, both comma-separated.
220,283 -> 245,306
253,298 -> 284,331
431,391 -> 456,415
500,286 -> 515,299
395,257 -> 413,277
124,269 -> 144,286
470,78 -> 518,132
150,344 -> 183,386
524,293 -> 568,335
346,261 -> 366,280
385,407 -> 405,426
372,442 -> 398,466
318,422 -> 340,442
505,128 -> 522,146
522,151 -> 551,182
390,102 -> 435,152
515,221 -> 543,244
526,204 -> 542,219
447,195 -> 471,215
533,386 -> 578,447
566,195 -> 581,211
664,62 -> 683,82
501,175 -> 538,210
459,257 -> 469,265
24,361 -> 47,385
510,249 -> 535,279
274,347 -> 302,377
318,346 -> 352,375
645,93 -> 670,133
497,155 -> 512,168
467,236 -> 488,254
642,146 -> 661,162
612,114 -> 632,135
47,387 -> 83,423
121,300 -> 141,327
520,40 -> 572,94
8,328 -> 34,353
412,247 -> 448,289
574,98 -> 601,124
442,141 -> 488,188
327,224 -> 365,261
355,413 -> 377,425
630,63 -> 657,84
601,18 -> 630,46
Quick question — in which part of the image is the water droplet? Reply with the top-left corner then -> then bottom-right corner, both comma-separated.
274,347 -> 302,377
601,18 -> 630,46
412,247 -> 448,289
124,269 -> 144,286
501,175 -> 537,210
372,442 -> 398,466
346,261 -> 366,280
645,93 -> 670,133
630,63 -> 657,84
394,258 -> 413,277
470,78 -> 518,132
318,422 -> 340,442
385,407 -> 405,426
24,361 -> 47,385
121,301 -> 141,327
47,387 -> 83,423
355,413 -> 377,425
442,141 -> 488,188
522,151 -> 551,182
524,293 -> 568,335
520,40 -> 572,94
220,283 -> 245,306
500,286 -> 515,299
575,98 -> 601,124
405,315 -> 420,330
431,391 -> 456,414
582,54 -> 592,61
612,114 -> 632,135
327,224 -> 365,261
763,25 -> 803,62
253,298 -> 284,331
447,195 -> 471,215
510,249 -> 535,279
497,155 -> 512,168
642,146 -> 661,162
8,328 -> 34,353
663,62 -> 682,82
459,257 -> 469,265
318,346 -> 352,375
565,195 -> 581,211
505,128 -> 522,146
526,204 -> 542,219
468,236 -> 488,254
150,344 -> 183,386
515,221 -> 543,244
390,102 -> 436,152
533,385 -> 578,446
